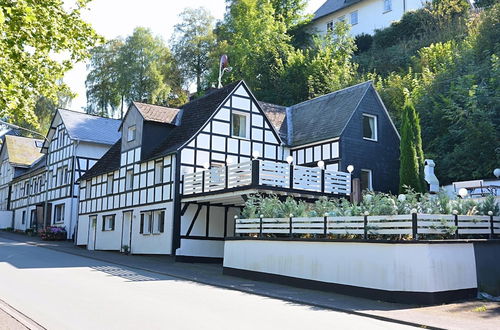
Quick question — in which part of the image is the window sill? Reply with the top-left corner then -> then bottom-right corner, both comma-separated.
231,135 -> 250,141
382,10 -> 392,14
363,137 -> 378,142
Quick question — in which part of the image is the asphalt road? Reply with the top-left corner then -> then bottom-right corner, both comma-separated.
0,237 -> 415,330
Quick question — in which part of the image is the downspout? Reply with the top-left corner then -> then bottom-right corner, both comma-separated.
68,140 -> 78,241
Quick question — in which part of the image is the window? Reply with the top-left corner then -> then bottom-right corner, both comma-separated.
361,169 -> 373,191
102,215 -> 115,231
85,180 -> 91,199
140,212 -> 152,235
35,140 -> 43,148
22,211 -> 26,225
338,15 -> 345,23
54,204 -> 65,223
30,210 -> 36,228
106,175 -> 114,194
231,112 -> 249,138
127,125 -> 136,142
350,11 -> 358,25
24,182 -> 29,196
126,170 -> 134,190
152,210 -> 165,234
57,167 -> 63,186
383,0 -> 392,12
154,161 -> 163,184
326,21 -> 334,31
363,114 -> 377,141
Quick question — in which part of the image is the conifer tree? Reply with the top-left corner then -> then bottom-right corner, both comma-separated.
399,101 -> 422,193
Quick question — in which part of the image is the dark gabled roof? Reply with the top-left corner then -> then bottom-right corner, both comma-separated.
313,0 -> 363,20
79,140 -> 121,181
146,80 -> 242,160
259,101 -> 288,140
58,109 -> 121,145
288,81 -> 371,146
133,102 -> 179,124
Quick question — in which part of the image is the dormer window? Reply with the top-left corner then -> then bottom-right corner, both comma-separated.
127,125 -> 136,142
231,112 -> 249,139
363,114 -> 377,141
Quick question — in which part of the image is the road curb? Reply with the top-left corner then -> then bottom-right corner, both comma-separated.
2,234 -> 442,330
0,298 -> 46,330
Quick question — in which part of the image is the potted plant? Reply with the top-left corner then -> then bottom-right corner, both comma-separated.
122,245 -> 130,255
39,226 -> 67,241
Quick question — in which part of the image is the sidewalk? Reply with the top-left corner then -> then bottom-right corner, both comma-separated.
1,231 -> 499,330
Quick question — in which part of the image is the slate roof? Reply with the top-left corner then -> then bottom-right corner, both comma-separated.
147,80 -> 242,159
313,0 -> 363,20
58,109 -> 121,145
12,154 -> 47,181
4,135 -> 44,167
288,81 -> 371,146
133,102 -> 179,124
79,140 -> 121,181
259,101 -> 288,140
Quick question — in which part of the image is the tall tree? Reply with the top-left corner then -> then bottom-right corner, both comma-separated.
0,0 -> 101,128
269,0 -> 307,29
86,28 -> 186,117
170,7 -> 216,93
85,39 -> 124,117
399,101 -> 422,193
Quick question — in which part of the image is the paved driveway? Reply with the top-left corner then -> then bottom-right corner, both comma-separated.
0,237 -> 415,330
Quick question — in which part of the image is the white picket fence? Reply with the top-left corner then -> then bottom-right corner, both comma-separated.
182,159 -> 351,196
235,214 -> 500,238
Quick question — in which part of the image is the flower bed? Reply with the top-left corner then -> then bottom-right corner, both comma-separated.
39,226 -> 67,241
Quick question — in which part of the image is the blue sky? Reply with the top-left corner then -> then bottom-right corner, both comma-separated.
64,0 -> 325,111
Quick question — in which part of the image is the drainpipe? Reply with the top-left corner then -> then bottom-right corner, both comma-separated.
68,141 -> 78,241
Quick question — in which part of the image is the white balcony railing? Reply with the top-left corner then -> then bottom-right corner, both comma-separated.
182,159 -> 351,196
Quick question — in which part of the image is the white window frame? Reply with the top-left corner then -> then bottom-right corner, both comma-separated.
127,125 -> 136,142
106,174 -> 114,195
362,114 -> 378,141
231,111 -> 250,139
361,169 -> 373,191
54,203 -> 65,224
140,211 -> 152,235
85,180 -> 91,199
350,11 -> 358,25
383,0 -> 392,12
126,170 -> 134,190
102,214 -> 115,231
154,161 -> 163,185
152,210 -> 165,234
338,15 -> 346,23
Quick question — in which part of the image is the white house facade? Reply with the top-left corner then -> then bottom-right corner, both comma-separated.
76,80 -> 400,261
8,109 -> 121,238
311,0 -> 427,36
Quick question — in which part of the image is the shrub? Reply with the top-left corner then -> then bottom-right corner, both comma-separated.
354,33 -> 373,53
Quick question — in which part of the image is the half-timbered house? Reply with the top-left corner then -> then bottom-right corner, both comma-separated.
8,109 -> 121,237
76,80 -> 400,261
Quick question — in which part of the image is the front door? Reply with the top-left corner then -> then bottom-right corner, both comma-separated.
35,205 -> 44,230
88,215 -> 97,250
121,211 -> 132,253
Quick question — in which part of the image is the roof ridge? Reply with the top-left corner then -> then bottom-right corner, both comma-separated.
290,80 -> 372,109
58,108 -> 121,121
132,101 -> 180,110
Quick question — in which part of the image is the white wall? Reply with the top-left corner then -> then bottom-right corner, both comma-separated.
0,211 -> 12,229
77,202 -> 174,254
311,0 -> 426,36
224,240 -> 477,293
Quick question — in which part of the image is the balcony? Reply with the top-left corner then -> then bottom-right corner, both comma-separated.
182,160 -> 350,203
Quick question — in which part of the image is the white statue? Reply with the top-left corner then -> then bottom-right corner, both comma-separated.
424,159 -> 440,193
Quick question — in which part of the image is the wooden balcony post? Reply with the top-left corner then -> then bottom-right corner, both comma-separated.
201,171 -> 205,193
363,212 -> 369,240
289,214 -> 293,238
321,168 -> 325,193
259,215 -> 263,238
453,211 -> 459,239
323,214 -> 327,236
225,165 -> 229,189
289,164 -> 293,189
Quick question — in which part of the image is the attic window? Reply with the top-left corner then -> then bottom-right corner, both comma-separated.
326,21 -> 334,31
231,112 -> 249,139
35,141 -> 43,148
127,125 -> 136,142
363,114 -> 377,141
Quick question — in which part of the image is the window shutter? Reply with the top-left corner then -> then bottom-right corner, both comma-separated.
159,211 -> 165,233
140,214 -> 144,234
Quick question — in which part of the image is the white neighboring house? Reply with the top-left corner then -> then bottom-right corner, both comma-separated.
9,109 -> 121,238
0,135 -> 44,228
311,0 -> 427,36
